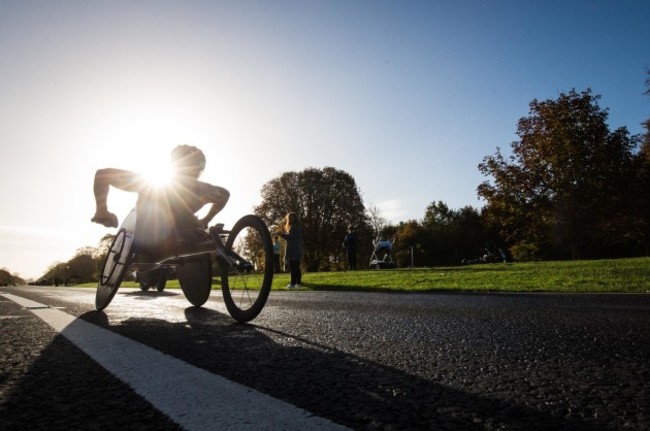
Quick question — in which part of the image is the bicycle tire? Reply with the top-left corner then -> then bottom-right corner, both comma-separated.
156,274 -> 167,292
177,254 -> 212,306
220,214 -> 273,322
138,271 -> 151,291
96,210 -> 136,310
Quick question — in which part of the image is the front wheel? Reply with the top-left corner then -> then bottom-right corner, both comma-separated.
220,215 -> 273,322
96,210 -> 136,310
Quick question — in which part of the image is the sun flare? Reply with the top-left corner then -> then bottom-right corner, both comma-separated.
142,162 -> 173,187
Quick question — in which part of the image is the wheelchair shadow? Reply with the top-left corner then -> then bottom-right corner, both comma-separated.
98,308 -> 605,429
121,290 -> 182,300
0,309 -> 180,430
2,306 -> 609,430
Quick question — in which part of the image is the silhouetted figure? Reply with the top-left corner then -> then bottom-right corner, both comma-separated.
343,225 -> 357,270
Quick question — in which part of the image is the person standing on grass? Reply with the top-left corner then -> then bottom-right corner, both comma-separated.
343,225 -> 357,270
273,235 -> 282,273
278,212 -> 303,289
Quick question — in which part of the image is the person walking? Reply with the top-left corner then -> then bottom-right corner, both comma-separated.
278,212 -> 303,289
343,225 -> 357,270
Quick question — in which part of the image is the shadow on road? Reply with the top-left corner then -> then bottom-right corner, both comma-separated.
106,307 -> 610,429
1,302 -> 618,430
122,290 -> 182,300
0,308 -> 181,430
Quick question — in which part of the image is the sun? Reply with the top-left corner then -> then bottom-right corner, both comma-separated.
141,161 -> 174,187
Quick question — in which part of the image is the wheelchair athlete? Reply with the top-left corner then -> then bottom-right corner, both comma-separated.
91,145 -> 230,258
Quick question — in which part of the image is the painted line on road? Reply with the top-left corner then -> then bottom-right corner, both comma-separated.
1,293 -> 349,431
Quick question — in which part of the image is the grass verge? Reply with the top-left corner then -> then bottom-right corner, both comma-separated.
79,257 -> 650,293
288,257 -> 650,293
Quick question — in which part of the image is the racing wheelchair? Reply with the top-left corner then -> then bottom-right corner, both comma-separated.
96,208 -> 274,323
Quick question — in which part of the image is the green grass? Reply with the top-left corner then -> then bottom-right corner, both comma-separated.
289,257 -> 650,293
81,257 -> 650,293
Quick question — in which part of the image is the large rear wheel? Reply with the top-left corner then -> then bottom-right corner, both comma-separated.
96,209 -> 136,310
220,214 -> 273,322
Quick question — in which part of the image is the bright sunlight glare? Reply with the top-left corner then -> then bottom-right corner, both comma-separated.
141,160 -> 174,187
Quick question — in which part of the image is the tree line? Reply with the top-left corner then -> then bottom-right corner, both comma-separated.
255,81 -> 650,269
15,75 -> 649,282
31,237 -> 113,285
478,87 -> 648,261
0,268 -> 25,286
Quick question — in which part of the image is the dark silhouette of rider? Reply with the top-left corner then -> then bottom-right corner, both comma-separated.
91,145 -> 230,254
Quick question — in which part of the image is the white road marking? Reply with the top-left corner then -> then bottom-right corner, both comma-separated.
1,293 -> 349,431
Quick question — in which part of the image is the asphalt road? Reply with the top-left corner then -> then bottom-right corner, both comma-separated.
1,285 -> 649,430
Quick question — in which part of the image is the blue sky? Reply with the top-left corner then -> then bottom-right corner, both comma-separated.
1,1 -> 648,279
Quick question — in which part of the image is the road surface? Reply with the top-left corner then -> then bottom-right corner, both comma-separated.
1,285 -> 649,430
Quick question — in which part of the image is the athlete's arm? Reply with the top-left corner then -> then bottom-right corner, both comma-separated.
91,169 -> 145,228
197,182 -> 230,227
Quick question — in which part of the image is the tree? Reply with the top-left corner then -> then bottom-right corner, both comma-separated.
67,247 -> 101,283
641,68 -> 650,156
0,267 -> 26,285
255,167 -> 367,271
0,268 -> 12,286
422,201 -> 455,228
393,220 -> 427,267
36,243 -> 105,285
367,204 -> 388,236
478,89 -> 638,260
628,69 -> 650,255
41,261 -> 68,286
421,201 -> 486,264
